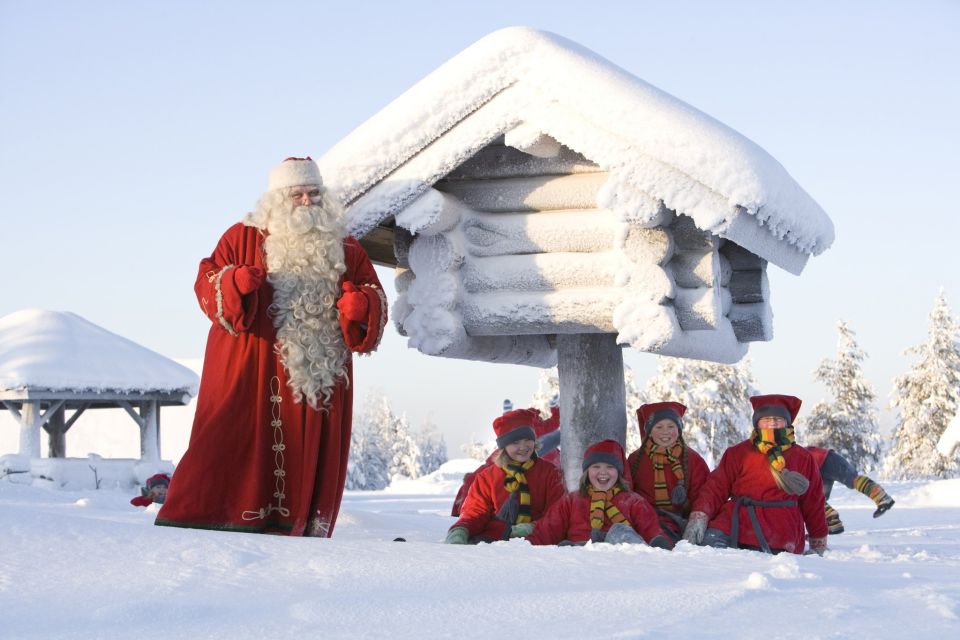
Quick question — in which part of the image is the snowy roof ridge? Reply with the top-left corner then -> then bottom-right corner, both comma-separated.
0,309 -> 199,395
320,26 -> 833,270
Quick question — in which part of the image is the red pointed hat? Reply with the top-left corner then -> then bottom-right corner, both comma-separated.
493,408 -> 538,449
750,394 -> 802,427
581,439 -> 626,475
637,401 -> 686,436
145,473 -> 170,489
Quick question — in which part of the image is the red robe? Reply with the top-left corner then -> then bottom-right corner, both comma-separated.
451,458 -> 565,541
156,223 -> 385,536
527,490 -> 665,545
626,445 -> 710,536
691,440 -> 827,553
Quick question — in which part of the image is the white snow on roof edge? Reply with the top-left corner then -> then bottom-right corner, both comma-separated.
320,26 -> 834,268
0,309 -> 199,396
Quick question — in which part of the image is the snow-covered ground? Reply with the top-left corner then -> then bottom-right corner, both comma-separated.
2,460 -> 958,639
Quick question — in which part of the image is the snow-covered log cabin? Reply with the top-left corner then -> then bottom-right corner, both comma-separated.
320,27 -> 834,368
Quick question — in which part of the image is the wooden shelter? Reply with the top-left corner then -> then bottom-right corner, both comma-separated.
0,309 -> 198,461
319,28 -> 834,486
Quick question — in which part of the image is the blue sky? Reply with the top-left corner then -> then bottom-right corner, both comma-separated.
2,1 -> 958,454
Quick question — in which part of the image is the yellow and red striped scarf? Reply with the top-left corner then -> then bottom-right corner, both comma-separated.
644,439 -> 685,509
502,458 -> 535,524
751,426 -> 795,491
589,486 -> 630,531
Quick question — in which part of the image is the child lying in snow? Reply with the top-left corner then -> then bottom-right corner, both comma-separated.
445,409 -> 565,543
130,473 -> 170,507
805,445 -> 894,534
525,439 -> 673,548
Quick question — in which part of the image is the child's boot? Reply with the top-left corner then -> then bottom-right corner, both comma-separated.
824,502 -> 844,534
853,475 -> 895,518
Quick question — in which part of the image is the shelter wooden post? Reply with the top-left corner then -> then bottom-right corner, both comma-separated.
139,400 -> 160,462
18,402 -> 42,457
557,334 -> 626,491
44,405 -> 67,458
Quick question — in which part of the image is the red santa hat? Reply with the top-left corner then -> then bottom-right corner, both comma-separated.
145,473 -> 170,490
268,156 -> 323,191
637,401 -> 686,437
581,439 -> 626,475
493,409 -> 538,449
750,394 -> 802,428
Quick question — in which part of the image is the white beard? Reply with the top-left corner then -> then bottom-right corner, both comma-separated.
245,189 -> 348,409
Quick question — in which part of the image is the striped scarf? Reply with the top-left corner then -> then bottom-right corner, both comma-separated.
751,426 -> 796,491
644,439 -> 686,509
502,458 -> 535,524
589,486 -> 630,531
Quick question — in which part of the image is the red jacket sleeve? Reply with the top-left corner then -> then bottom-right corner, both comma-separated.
450,468 -> 507,540
194,224 -> 259,335
622,492 -> 667,543
527,493 -> 574,546
796,450 -> 829,539
340,237 -> 387,353
692,447 -> 738,519
686,448 -> 712,508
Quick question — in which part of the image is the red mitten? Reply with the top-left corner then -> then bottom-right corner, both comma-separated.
337,281 -> 369,322
234,265 -> 264,295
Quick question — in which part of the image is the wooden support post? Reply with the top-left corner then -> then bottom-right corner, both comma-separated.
44,405 -> 67,458
139,400 -> 160,461
18,402 -> 42,458
557,334 -> 626,491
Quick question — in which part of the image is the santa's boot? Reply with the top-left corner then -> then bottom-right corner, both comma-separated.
824,502 -> 844,535
853,475 -> 895,518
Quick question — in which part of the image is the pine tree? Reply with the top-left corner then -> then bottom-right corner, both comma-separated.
461,437 -> 495,461
642,356 -> 757,466
345,394 -> 391,490
799,321 -> 883,472
530,368 -> 560,420
884,290 -> 960,479
623,365 -> 645,455
416,420 -> 448,475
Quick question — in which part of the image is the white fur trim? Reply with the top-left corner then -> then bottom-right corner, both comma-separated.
364,283 -> 388,353
211,265 -> 239,336
268,158 -> 323,191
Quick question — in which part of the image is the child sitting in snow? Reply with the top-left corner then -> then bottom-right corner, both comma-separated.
450,397 -> 561,517
445,409 -> 566,543
682,394 -> 828,555
130,473 -> 170,507
805,445 -> 894,534
626,402 -> 710,542
526,439 -> 673,548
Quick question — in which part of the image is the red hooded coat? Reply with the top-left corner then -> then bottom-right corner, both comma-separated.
691,440 -> 828,553
156,223 -> 385,536
450,458 -> 565,541
527,489 -> 665,545
626,445 -> 711,535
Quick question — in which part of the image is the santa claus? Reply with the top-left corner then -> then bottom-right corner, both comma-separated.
156,157 -> 386,537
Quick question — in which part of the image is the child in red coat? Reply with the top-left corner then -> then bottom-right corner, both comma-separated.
626,402 -> 710,542
130,473 -> 170,507
527,440 -> 673,548
445,409 -> 566,543
682,394 -> 828,555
